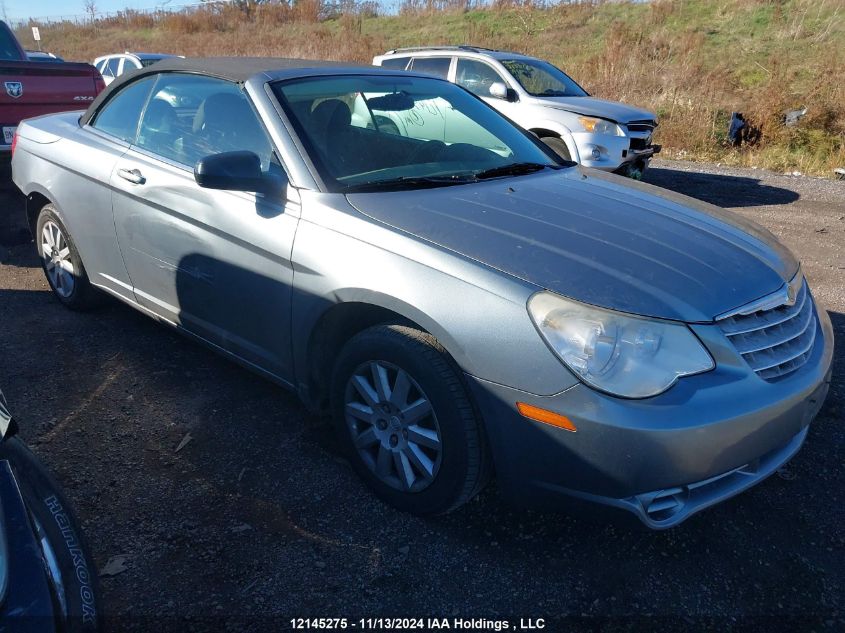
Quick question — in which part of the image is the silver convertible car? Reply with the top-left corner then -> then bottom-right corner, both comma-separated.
11,58 -> 833,528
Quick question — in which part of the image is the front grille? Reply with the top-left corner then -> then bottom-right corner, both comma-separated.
718,279 -> 817,381
627,119 -> 657,132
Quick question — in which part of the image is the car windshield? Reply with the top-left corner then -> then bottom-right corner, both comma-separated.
501,59 -> 588,98
272,75 -> 563,192
140,57 -> 166,67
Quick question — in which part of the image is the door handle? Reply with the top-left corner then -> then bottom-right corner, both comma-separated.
118,168 -> 145,185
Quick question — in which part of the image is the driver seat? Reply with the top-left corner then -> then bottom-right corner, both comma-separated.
309,99 -> 366,176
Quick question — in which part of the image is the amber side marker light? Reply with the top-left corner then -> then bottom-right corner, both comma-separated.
516,402 -> 577,432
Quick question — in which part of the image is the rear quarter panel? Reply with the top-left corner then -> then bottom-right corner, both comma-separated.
13,114 -> 133,300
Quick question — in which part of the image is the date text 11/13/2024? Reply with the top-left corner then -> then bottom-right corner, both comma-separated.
290,618 -> 547,630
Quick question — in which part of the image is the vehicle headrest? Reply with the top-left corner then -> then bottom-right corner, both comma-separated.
311,99 -> 352,135
193,92 -> 252,134
143,99 -> 177,133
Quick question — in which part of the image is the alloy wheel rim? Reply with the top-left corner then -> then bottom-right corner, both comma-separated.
344,360 -> 443,492
41,221 -> 75,298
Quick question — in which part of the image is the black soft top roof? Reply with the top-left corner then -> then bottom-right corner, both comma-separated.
136,56 -> 351,82
81,56 -> 357,124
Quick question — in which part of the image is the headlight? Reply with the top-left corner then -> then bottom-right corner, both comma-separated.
528,292 -> 714,398
577,116 -> 619,136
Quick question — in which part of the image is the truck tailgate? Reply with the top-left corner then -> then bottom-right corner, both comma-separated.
1,61 -> 101,148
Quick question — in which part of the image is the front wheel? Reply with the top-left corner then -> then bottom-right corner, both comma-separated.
541,136 -> 572,162
331,324 -> 491,515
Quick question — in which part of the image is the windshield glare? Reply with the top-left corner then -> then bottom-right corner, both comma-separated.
501,59 -> 588,98
273,75 -> 561,192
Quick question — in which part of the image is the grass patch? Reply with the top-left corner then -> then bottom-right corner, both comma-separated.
16,0 -> 845,177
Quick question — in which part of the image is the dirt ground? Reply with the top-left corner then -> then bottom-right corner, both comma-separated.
0,159 -> 843,631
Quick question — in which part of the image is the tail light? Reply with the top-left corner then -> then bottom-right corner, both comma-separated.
10,131 -> 17,158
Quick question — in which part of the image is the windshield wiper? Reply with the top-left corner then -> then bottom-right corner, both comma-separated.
343,174 -> 476,193
473,162 -> 552,180
343,163 -> 555,191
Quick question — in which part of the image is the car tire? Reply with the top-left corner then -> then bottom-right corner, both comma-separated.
35,205 -> 102,311
0,437 -> 101,631
541,136 -> 572,162
331,324 -> 491,515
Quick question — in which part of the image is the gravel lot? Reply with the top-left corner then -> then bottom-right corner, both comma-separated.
0,159 -> 843,631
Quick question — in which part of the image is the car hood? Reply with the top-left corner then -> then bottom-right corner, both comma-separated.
346,168 -> 798,323
533,96 -> 655,124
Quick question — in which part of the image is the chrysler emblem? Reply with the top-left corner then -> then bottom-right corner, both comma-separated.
4,82 -> 23,99
715,270 -> 803,320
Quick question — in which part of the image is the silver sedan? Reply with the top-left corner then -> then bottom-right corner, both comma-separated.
11,58 -> 833,528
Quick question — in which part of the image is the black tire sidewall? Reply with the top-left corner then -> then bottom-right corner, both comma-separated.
0,437 -> 101,631
35,205 -> 93,309
542,136 -> 572,161
331,325 -> 480,515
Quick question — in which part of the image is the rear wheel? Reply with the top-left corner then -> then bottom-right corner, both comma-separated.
331,324 -> 490,515
35,205 -> 102,310
541,136 -> 572,162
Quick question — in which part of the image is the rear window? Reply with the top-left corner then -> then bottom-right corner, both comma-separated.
380,57 -> 410,70
409,57 -> 451,79
0,26 -> 21,61
91,77 -> 156,143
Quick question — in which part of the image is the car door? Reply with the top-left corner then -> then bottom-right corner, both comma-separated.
454,57 -> 520,120
66,75 -> 159,302
408,56 -> 453,80
110,73 -> 300,381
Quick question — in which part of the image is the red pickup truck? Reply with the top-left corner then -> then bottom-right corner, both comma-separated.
1,20 -> 104,181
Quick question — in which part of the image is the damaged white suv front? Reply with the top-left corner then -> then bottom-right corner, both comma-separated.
373,46 -> 660,177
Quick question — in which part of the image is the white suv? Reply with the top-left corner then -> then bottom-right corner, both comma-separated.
93,52 -> 182,86
373,46 -> 660,176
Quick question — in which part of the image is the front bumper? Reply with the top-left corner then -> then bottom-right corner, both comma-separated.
571,131 -> 660,172
467,308 -> 834,528
614,145 -> 661,176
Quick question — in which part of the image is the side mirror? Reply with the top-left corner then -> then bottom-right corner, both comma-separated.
194,151 -> 286,196
489,82 -> 518,102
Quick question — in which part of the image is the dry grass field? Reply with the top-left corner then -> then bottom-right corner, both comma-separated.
14,0 -> 845,176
